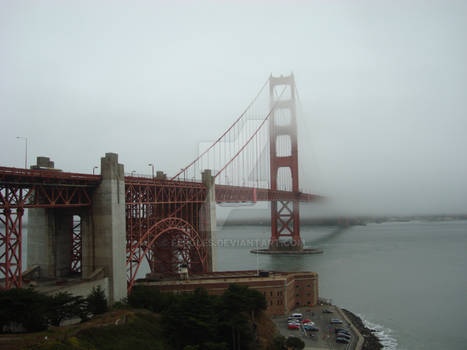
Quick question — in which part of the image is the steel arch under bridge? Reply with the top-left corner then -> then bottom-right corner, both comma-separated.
125,179 -> 209,292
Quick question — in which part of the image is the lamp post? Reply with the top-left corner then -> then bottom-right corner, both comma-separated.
93,166 -> 98,175
148,163 -> 154,179
16,136 -> 28,169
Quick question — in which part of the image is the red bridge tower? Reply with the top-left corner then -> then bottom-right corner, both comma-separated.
269,74 -> 302,250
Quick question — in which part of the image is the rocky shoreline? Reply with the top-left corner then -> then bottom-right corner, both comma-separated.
341,308 -> 383,350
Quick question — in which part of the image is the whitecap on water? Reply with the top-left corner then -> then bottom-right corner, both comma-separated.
358,314 -> 398,350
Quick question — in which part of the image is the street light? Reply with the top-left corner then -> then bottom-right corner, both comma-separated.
148,163 -> 154,179
16,136 -> 28,169
93,166 -> 98,175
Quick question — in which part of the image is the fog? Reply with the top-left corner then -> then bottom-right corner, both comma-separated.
1,1 -> 466,216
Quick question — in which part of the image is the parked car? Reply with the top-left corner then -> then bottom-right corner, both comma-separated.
337,332 -> 351,340
288,323 -> 299,330
336,337 -> 350,344
335,328 -> 350,335
304,325 -> 320,332
322,308 -> 333,313
330,318 -> 343,324
302,319 -> 313,323
291,313 -> 303,319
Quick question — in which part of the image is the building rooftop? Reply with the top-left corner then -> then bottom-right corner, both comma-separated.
138,270 -> 317,287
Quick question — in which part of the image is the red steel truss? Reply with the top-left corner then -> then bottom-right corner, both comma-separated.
215,185 -> 321,203
0,166 -> 98,289
125,179 -> 208,291
70,216 -> 82,273
125,177 -> 322,290
1,162 -> 320,291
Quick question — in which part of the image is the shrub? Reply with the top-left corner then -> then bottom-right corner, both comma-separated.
0,288 -> 49,332
285,336 -> 305,350
47,292 -> 86,326
269,335 -> 286,350
86,286 -> 108,315
127,286 -> 174,313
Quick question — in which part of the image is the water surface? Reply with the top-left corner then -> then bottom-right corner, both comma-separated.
217,220 -> 467,350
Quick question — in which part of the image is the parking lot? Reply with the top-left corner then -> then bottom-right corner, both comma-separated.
272,304 -> 358,349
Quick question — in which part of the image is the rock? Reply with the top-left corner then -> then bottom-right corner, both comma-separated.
341,309 -> 383,350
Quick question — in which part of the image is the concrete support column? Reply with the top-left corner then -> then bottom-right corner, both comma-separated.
200,169 -> 217,272
54,210 -> 73,277
81,208 -> 94,279
28,208 -> 55,278
91,153 -> 127,302
27,208 -> 72,278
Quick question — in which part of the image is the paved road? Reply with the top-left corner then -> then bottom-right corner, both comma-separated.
272,305 -> 357,350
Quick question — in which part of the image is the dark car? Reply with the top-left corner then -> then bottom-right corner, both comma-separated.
337,332 -> 351,340
322,308 -> 333,313
330,318 -> 343,324
335,328 -> 350,335
336,337 -> 350,344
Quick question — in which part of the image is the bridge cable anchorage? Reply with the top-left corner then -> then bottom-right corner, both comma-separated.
171,77 -> 269,181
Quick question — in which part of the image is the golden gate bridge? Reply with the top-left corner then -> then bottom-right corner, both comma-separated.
0,74 -> 321,298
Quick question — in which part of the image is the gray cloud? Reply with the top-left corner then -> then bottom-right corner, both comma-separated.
1,0 -> 466,216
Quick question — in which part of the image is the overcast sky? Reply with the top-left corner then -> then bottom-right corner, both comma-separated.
1,0 -> 466,216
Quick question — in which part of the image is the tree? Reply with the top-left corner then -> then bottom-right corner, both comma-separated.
0,288 -> 49,332
202,342 -> 229,350
269,335 -> 286,350
285,336 -> 305,350
219,285 -> 261,350
183,346 -> 199,350
47,292 -> 85,326
86,286 -> 108,315
127,286 -> 174,313
162,288 -> 220,349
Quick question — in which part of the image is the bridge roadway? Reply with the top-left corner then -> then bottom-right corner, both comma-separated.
0,166 -> 321,207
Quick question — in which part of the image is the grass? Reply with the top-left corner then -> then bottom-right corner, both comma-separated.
0,309 -> 167,350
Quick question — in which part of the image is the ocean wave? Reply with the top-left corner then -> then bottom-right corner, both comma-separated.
358,314 -> 398,350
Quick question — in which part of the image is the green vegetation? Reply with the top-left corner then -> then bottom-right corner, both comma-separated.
0,286 -> 108,333
0,287 -> 50,332
85,286 -> 108,315
128,284 -> 267,350
285,336 -> 305,350
25,311 -> 167,350
268,335 -> 305,350
1,284 -> 269,350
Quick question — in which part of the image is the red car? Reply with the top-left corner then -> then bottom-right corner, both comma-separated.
288,323 -> 299,329
303,319 -> 313,324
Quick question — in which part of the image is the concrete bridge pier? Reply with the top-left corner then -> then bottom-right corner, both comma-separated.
27,153 -> 127,303
85,153 -> 126,302
200,169 -> 217,272
28,208 -> 75,278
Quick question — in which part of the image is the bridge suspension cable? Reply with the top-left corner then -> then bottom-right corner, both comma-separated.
171,77 -> 269,182
173,78 -> 292,191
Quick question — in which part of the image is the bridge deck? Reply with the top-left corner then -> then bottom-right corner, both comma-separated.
1,166 -> 321,207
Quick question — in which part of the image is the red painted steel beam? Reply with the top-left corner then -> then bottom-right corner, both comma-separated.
124,178 -> 321,205
215,184 -> 322,203
0,166 -> 100,184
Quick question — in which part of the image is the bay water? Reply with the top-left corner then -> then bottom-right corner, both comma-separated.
216,220 -> 467,350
